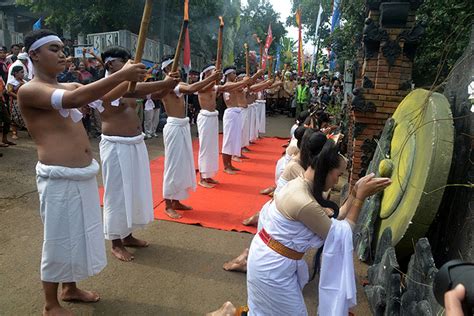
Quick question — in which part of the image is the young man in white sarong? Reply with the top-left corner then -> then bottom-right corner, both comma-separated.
196,64 -> 251,188
221,67 -> 265,172
160,55 -> 221,219
18,29 -> 146,316
96,46 -> 181,262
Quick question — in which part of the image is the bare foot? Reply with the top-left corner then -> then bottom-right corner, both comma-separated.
111,246 -> 134,262
242,147 -> 250,153
172,201 -> 193,211
43,306 -> 74,316
259,186 -> 275,195
165,208 -> 182,219
232,156 -> 242,162
242,212 -> 259,226
240,154 -> 250,159
122,235 -> 149,248
223,168 -> 236,175
206,301 -> 236,316
223,248 -> 249,272
199,179 -> 216,189
207,178 -> 220,184
60,288 -> 100,303
230,165 -> 241,171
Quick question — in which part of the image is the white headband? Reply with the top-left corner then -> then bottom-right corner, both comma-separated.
224,68 -> 236,76
104,57 -> 118,64
28,35 -> 62,52
161,59 -> 173,70
200,65 -> 216,81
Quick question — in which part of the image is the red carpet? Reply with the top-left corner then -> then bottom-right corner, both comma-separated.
100,136 -> 287,234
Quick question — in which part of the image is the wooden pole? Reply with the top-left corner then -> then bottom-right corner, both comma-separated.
128,0 -> 154,92
267,56 -> 273,79
244,43 -> 249,76
171,0 -> 189,73
215,16 -> 224,70
215,16 -> 224,84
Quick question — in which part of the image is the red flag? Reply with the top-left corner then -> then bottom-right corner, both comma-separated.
296,8 -> 303,76
262,23 -> 273,69
183,27 -> 191,73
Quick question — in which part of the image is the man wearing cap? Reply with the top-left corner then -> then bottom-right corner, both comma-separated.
17,29 -> 146,315
196,64 -> 251,188
160,55 -> 221,219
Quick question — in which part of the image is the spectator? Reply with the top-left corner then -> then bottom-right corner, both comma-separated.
283,72 -> 297,117
7,52 -> 30,84
58,58 -> 80,83
0,75 -> 14,147
6,66 -> 26,140
0,46 -> 8,83
295,77 -> 310,118
77,61 -> 93,84
143,79 -> 161,139
310,80 -> 319,104
6,44 -> 20,64
187,70 -> 200,125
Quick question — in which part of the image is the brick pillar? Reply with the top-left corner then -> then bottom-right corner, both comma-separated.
349,1 -> 424,187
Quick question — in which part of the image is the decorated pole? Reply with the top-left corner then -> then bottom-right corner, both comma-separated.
128,0 -> 154,92
252,34 -> 263,69
267,56 -> 273,79
171,0 -> 189,72
215,16 -> 224,84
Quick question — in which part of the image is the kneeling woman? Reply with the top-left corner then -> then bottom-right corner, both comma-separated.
246,140 -> 391,316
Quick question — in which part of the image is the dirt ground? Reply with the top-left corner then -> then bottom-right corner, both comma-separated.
0,115 -> 371,315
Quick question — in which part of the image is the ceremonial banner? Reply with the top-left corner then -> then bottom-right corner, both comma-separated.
262,23 -> 273,69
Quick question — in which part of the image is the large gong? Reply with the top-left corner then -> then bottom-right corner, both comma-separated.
356,89 -> 454,259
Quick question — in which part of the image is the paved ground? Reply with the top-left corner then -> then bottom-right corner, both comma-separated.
0,114 -> 370,315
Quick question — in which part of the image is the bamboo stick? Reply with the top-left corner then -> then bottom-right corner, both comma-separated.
171,0 -> 189,73
128,0 -> 154,92
215,16 -> 224,71
244,43 -> 249,76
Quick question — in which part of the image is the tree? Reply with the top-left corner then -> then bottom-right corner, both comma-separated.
16,0 -> 144,35
412,0 -> 473,86
280,36 -> 297,67
233,0 -> 287,70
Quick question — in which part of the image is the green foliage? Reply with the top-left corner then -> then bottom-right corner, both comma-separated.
412,0 -> 473,86
233,0 -> 287,70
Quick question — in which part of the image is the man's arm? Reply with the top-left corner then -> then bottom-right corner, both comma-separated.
218,78 -> 251,92
179,71 -> 221,94
18,61 -> 146,110
100,72 -> 180,102
248,79 -> 273,93
247,69 -> 265,85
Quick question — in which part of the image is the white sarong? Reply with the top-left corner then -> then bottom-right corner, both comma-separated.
248,103 -> 258,142
100,133 -> 154,240
256,99 -> 266,134
197,110 -> 219,178
222,107 -> 242,156
36,159 -> 106,283
163,116 -> 197,200
247,202 -> 356,316
241,107 -> 250,147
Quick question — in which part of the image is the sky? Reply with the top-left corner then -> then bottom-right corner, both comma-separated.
241,0 -> 316,55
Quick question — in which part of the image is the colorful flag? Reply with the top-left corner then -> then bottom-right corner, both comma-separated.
330,0 -> 342,70
310,4 -> 323,72
296,8 -> 303,76
183,27 -> 191,74
275,44 -> 281,71
33,18 -> 42,30
262,23 -> 273,69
